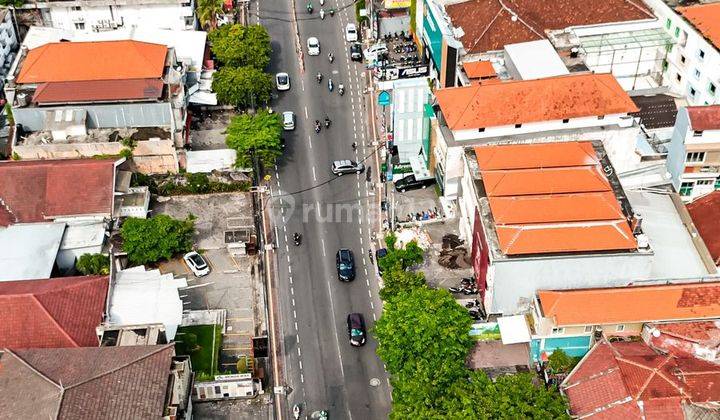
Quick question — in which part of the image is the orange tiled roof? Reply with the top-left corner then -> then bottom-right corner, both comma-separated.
475,141 -> 636,255
678,3 -> 720,50
463,61 -> 496,79
436,73 -> 638,130
17,40 -> 167,84
539,283 -> 720,326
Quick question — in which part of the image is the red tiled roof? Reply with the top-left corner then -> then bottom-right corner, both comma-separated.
33,79 -> 164,104
0,159 -> 115,226
0,276 -> 108,349
677,3 -> 720,50
686,191 -> 720,266
1,345 -> 175,419
17,40 -> 167,84
539,283 -> 720,327
686,106 -> 720,131
463,61 -> 496,79
562,340 -> 720,419
436,73 -> 638,130
474,142 -> 636,256
445,0 -> 654,53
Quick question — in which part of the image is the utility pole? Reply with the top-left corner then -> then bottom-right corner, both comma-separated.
238,0 -> 249,25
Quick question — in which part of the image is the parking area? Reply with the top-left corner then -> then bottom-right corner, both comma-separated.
154,193 -> 265,374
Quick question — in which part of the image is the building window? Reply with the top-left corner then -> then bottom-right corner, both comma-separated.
514,123 -> 522,128
616,324 -> 625,332
680,54 -> 686,64
698,49 -> 706,60
74,22 -> 85,30
584,325 -> 593,333
478,127 -> 485,132
665,18 -> 671,29
676,73 -> 682,82
71,5 -> 81,10
686,151 -> 706,163
694,68 -> 701,79
674,27 -> 680,37
696,179 -> 713,186
562,118 -> 569,123
715,177 -> 720,189
689,86 -> 697,98
694,130 -> 704,137
680,181 -> 694,196
710,82 -> 717,95
184,16 -> 195,26
597,115 -> 605,120
551,327 -> 565,335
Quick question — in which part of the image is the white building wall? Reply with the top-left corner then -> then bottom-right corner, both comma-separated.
0,12 -> 18,78
451,114 -> 633,142
644,0 -> 720,105
46,1 -> 196,32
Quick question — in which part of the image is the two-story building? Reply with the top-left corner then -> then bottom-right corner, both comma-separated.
431,72 -> 641,202
666,105 -> 720,201
4,40 -> 187,173
460,140 -> 717,317
643,0 -> 720,105
16,0 -> 197,33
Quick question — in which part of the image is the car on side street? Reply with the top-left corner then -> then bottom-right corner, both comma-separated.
350,43 -> 363,62
307,37 -> 320,56
183,251 -> 210,277
331,160 -> 365,175
345,23 -> 358,42
282,111 -> 295,131
275,72 -> 290,91
336,248 -> 355,281
394,174 -> 436,192
347,313 -> 366,346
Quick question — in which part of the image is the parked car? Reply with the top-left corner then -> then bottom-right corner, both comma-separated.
307,37 -> 320,56
363,43 -> 388,62
347,313 -> 366,346
331,160 -> 365,175
183,251 -> 210,277
275,72 -> 290,91
283,111 -> 295,131
345,23 -> 358,42
394,175 -> 436,192
350,43 -> 363,62
336,248 -> 355,281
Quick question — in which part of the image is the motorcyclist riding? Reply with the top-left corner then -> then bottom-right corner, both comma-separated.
324,116 -> 331,128
320,8 -> 325,19
314,120 -> 321,133
306,2 -> 313,13
328,52 -> 334,62
293,233 -> 302,245
328,78 -> 333,92
338,83 -> 345,96
316,72 -> 322,83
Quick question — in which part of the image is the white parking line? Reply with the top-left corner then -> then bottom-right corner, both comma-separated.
321,238 -> 326,257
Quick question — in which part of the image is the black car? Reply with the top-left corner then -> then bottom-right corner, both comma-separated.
336,248 -> 355,281
350,43 -> 363,62
394,175 -> 436,192
347,313 -> 366,346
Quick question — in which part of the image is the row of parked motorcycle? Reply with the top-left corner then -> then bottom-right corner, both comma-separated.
382,31 -> 413,42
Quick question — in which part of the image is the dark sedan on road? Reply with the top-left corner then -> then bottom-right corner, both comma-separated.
336,248 -> 355,281
394,174 -> 436,192
350,43 -> 363,62
347,313 -> 366,346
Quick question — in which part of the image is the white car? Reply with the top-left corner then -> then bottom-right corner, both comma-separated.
364,43 -> 388,62
345,23 -> 358,42
283,111 -> 295,131
307,37 -> 320,56
183,251 -> 210,277
275,72 -> 290,91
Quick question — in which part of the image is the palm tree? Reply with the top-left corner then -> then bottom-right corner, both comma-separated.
196,0 -> 224,30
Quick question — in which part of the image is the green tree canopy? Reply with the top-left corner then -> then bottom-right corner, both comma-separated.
377,233 -> 424,273
212,66 -> 272,108
121,215 -> 195,265
196,0 -> 224,30
209,24 -> 272,69
225,109 -> 283,168
548,349 -> 580,374
378,263 -> 426,301
75,253 -> 110,275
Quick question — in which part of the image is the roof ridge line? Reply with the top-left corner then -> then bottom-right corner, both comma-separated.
496,0 -> 544,39
6,349 -> 64,391
63,344 -> 174,390
30,294 -> 80,347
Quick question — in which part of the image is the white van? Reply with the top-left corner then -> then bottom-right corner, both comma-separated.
363,43 -> 388,62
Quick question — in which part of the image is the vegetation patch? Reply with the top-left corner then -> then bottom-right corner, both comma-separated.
175,324 -> 223,381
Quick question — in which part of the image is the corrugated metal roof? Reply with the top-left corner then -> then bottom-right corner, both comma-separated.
33,79 -> 164,104
475,141 -> 636,255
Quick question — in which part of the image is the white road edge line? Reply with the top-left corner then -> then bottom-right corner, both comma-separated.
312,166 -> 317,181
321,238 -> 326,257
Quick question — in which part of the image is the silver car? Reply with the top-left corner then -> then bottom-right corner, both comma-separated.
283,111 -> 295,131
276,72 -> 290,91
183,251 -> 210,277
332,160 -> 365,175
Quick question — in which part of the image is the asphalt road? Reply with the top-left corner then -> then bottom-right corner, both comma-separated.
258,1 -> 391,419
